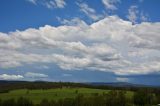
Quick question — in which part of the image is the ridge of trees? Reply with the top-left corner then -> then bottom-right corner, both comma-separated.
0,89 -> 160,106
0,81 -> 160,94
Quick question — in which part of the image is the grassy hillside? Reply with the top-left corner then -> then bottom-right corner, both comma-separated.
0,81 -> 159,106
0,88 -> 133,104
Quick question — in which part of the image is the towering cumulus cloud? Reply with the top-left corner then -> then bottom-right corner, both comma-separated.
0,16 -> 160,75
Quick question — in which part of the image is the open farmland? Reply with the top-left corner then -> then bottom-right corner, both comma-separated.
0,87 -> 134,104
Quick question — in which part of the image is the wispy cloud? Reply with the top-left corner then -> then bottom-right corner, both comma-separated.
27,0 -> 37,5
54,0 -> 66,8
57,17 -> 87,26
26,0 -> 66,9
127,5 -> 139,24
77,2 -> 103,21
127,5 -> 149,24
140,12 -> 149,22
116,77 -> 129,82
45,0 -> 66,9
102,0 -> 120,10
62,74 -> 72,77
25,72 -> 48,78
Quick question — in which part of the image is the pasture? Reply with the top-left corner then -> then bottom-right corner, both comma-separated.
0,88 -> 133,104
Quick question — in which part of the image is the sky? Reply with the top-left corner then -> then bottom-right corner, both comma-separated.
0,0 -> 160,85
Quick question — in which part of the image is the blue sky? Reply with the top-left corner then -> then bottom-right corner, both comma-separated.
0,0 -> 160,85
1,0 -> 160,32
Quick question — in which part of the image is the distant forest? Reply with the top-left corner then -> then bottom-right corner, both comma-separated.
0,81 -> 160,106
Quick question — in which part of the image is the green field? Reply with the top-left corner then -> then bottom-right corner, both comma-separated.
0,88 -> 133,104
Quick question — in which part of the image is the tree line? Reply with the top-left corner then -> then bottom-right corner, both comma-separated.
0,81 -> 160,94
0,89 -> 160,106
0,81 -> 160,106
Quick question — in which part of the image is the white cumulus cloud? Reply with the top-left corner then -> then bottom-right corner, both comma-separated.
0,16 -> 160,75
0,74 -> 24,80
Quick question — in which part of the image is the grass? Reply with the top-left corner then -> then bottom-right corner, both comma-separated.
0,88 -> 133,104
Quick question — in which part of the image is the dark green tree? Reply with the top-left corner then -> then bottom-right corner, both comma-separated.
16,97 -> 33,106
133,89 -> 153,106
1,99 -> 16,106
39,99 -> 51,106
